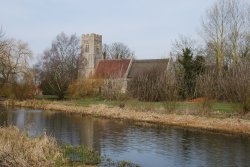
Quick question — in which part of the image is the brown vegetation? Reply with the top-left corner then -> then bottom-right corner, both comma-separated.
102,79 -> 127,100
196,62 -> 250,112
5,100 -> 250,136
68,78 -> 104,98
129,67 -> 178,102
0,126 -> 64,167
0,29 -> 35,100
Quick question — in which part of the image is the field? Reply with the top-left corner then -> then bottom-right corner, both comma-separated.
55,96 -> 243,117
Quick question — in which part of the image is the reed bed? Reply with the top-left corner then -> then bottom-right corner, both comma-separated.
0,126 -> 64,167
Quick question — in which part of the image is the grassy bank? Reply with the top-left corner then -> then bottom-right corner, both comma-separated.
34,96 -> 243,114
0,126 -> 140,167
3,98 -> 250,136
0,126 -> 65,167
0,126 -> 102,167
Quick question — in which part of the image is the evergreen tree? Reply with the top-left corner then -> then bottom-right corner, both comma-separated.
178,48 -> 205,99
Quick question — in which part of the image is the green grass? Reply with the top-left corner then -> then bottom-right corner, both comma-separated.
211,102 -> 241,113
133,101 -> 239,113
69,97 -> 238,113
63,145 -> 141,167
35,95 -> 239,113
63,96 -> 120,107
64,145 -> 101,165
35,95 -> 59,100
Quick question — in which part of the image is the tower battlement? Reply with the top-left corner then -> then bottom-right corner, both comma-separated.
82,33 -> 102,40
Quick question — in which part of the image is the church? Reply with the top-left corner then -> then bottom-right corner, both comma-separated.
78,33 -> 170,92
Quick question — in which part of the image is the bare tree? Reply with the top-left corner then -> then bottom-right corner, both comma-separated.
0,29 -> 8,85
0,38 -> 32,88
202,0 -> 230,72
0,29 -> 33,99
0,28 -> 7,58
170,35 -> 197,58
227,0 -> 249,64
239,35 -> 250,61
40,32 -> 80,99
202,0 -> 250,69
103,42 -> 134,59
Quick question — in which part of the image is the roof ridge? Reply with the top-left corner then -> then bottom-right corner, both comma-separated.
100,59 -> 131,61
133,59 -> 168,62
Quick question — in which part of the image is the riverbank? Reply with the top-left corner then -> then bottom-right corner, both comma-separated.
0,126 -> 137,167
0,126 -> 65,167
3,99 -> 250,136
0,126 -> 105,167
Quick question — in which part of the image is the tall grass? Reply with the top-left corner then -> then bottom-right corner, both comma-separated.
0,126 -> 141,167
0,126 -> 64,167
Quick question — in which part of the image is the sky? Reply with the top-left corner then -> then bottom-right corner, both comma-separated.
0,0 -> 218,62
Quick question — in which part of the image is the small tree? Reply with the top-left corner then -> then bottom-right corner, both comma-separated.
0,31 -> 33,99
178,48 -> 205,99
40,33 -> 80,99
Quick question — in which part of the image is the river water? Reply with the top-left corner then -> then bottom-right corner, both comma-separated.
0,107 -> 250,167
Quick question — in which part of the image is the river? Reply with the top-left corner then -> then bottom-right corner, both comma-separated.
0,107 -> 249,167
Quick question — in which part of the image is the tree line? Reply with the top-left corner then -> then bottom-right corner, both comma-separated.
128,0 -> 250,112
0,29 -> 134,99
0,29 -> 33,99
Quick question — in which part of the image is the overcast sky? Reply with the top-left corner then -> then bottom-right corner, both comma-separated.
0,0 -> 217,62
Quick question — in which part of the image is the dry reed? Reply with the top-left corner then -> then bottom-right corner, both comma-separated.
0,126 -> 64,167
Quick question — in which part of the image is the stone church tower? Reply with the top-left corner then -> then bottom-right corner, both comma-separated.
78,33 -> 103,78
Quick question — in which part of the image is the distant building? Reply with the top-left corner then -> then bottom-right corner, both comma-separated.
78,33 -> 170,92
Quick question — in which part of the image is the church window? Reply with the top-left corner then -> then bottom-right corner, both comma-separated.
96,46 -> 100,54
85,43 -> 89,52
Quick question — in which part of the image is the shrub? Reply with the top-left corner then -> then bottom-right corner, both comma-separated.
12,82 -> 36,100
196,62 -> 250,113
128,68 -> 179,102
68,78 -> 104,98
102,78 -> 128,100
0,82 -> 35,100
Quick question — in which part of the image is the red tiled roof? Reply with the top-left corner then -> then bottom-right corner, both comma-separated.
94,59 -> 131,78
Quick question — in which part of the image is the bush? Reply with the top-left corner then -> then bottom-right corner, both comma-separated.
128,68 -> 178,102
0,82 -> 35,100
196,62 -> 250,113
68,78 -> 104,98
102,79 -> 128,100
0,70 -> 36,100
12,82 -> 36,100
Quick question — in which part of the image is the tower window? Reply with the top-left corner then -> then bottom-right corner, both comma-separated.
85,43 -> 89,52
96,46 -> 99,54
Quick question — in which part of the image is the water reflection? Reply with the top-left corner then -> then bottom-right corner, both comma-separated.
0,106 -> 250,167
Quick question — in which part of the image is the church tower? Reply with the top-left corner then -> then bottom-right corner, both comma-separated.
78,33 -> 103,78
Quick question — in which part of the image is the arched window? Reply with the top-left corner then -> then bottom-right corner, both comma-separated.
85,43 -> 89,52
96,46 -> 100,54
